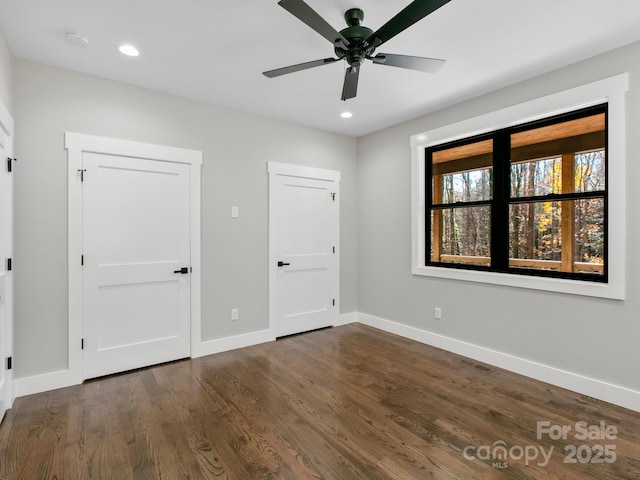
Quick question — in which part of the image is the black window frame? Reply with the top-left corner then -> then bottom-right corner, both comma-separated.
425,104 -> 608,283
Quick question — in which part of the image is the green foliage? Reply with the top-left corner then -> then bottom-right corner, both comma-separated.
435,150 -> 605,272
508,151 -> 605,268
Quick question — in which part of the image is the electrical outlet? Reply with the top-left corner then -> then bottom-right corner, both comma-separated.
434,307 -> 442,320
231,308 -> 239,321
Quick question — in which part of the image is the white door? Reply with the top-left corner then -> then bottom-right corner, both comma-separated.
82,153 -> 191,379
269,163 -> 339,337
0,156 -> 7,420
0,110 -> 13,420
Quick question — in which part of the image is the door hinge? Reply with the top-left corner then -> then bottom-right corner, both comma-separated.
6,157 -> 16,173
332,298 -> 335,306
78,169 -> 86,182
6,258 -> 12,271
81,338 -> 84,350
331,192 -> 336,202
6,357 -> 12,370
332,246 -> 335,254
81,255 -> 84,266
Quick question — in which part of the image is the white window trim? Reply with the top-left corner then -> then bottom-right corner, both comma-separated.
410,73 -> 628,300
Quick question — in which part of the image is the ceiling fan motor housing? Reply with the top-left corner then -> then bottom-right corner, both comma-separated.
344,8 -> 364,26
336,8 -> 375,66
264,0 -> 451,101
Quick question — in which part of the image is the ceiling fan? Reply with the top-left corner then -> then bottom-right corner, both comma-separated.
263,0 -> 451,101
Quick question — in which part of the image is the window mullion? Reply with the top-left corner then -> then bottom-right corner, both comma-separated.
491,130 -> 510,271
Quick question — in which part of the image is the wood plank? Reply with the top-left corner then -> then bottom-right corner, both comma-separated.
511,132 -> 605,164
512,113 -> 605,149
431,113 -> 603,166
438,255 -> 604,273
432,133 -> 604,177
432,139 -> 492,164
432,153 -> 492,176
1,324 -> 638,479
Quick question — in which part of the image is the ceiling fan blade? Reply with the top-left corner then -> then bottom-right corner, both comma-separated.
278,0 -> 349,48
341,66 -> 360,101
365,0 -> 451,49
263,57 -> 339,78
371,53 -> 445,73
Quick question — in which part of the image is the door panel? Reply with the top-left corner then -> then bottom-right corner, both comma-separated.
83,153 -> 190,379
97,282 -> 180,350
280,183 -> 328,255
96,164 -> 186,264
274,174 -> 338,337
283,268 -> 328,315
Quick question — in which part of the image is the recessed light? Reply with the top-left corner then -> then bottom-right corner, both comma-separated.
119,44 -> 140,57
340,111 -> 353,119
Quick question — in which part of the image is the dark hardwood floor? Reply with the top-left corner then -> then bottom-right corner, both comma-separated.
1,324 -> 639,479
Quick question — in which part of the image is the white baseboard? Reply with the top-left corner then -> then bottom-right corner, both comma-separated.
358,312 -> 640,413
335,311 -> 358,326
14,369 -> 79,398
193,312 -> 358,357
192,329 -> 275,358
16,312 -> 638,413
11,316 -> 357,398
14,331 -> 277,397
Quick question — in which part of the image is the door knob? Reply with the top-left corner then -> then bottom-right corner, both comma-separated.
173,267 -> 189,274
277,261 -> 290,267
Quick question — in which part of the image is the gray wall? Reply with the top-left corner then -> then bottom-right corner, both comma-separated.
357,40 -> 640,391
0,29 -> 11,113
13,59 -> 358,378
8,29 -> 640,396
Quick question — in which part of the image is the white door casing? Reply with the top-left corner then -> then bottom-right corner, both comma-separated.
67,133 -> 202,383
0,100 -> 14,420
268,162 -> 340,337
82,153 -> 191,379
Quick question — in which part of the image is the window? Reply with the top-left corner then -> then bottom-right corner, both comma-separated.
426,105 -> 607,281
411,73 -> 627,299
429,137 -> 493,267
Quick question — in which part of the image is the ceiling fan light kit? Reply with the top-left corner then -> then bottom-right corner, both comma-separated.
263,0 -> 450,100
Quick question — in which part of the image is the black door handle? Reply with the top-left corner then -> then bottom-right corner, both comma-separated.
174,267 -> 189,274
277,261 -> 290,267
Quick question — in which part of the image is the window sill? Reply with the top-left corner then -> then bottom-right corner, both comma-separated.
412,264 -> 622,300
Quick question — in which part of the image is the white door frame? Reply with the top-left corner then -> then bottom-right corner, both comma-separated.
67,133 -> 203,384
0,99 -> 14,414
267,161 -> 340,336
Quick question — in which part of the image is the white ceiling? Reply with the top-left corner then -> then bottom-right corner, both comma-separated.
1,0 -> 640,137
